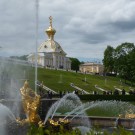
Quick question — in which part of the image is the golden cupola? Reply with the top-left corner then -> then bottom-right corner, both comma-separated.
46,16 -> 56,40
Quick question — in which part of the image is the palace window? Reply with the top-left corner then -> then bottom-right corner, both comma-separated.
44,45 -> 47,48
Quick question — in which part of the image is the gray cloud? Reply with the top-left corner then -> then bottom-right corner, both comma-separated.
0,0 -> 135,60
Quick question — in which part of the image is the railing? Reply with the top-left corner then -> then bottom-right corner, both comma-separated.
95,85 -> 107,92
37,83 -> 57,94
114,86 -> 129,95
70,83 -> 90,94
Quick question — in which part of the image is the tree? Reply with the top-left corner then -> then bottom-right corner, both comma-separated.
103,42 -> 135,85
114,42 -> 135,83
69,58 -> 81,71
10,55 -> 28,60
103,45 -> 115,74
126,48 -> 135,85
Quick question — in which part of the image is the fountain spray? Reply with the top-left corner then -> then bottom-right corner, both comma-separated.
35,0 -> 39,93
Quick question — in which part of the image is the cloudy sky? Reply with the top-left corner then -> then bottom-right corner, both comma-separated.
0,0 -> 135,61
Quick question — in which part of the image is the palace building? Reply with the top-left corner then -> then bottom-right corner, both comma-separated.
79,62 -> 104,74
27,16 -> 71,70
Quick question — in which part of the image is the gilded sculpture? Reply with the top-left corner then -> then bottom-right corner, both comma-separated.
20,80 -> 41,123
19,80 -> 70,128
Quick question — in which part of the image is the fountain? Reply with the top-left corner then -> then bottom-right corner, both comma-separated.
1,59 -> 135,135
0,57 -> 36,135
1,0 -> 135,134
1,77 -> 135,134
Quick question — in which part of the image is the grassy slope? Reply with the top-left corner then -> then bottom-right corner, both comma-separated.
37,68 -> 134,94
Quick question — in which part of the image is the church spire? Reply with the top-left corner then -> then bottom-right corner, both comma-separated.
45,16 -> 56,40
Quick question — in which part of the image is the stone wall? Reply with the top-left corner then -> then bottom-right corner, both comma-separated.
53,115 -> 135,129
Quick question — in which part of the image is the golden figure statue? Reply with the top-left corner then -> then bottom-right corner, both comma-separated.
119,109 -> 135,119
19,80 -> 70,128
48,118 -> 70,127
20,80 -> 41,123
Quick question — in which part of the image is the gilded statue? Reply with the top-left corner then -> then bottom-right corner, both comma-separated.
20,80 -> 41,123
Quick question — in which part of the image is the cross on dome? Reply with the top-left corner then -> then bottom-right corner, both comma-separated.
46,16 -> 56,40
49,16 -> 53,27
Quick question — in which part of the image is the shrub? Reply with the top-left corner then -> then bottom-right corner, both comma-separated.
27,124 -> 134,135
79,95 -> 135,101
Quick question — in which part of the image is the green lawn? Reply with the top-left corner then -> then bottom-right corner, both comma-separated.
36,68 -> 135,94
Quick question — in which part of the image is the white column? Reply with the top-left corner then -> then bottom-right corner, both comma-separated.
64,57 -> 66,69
44,57 -> 46,67
96,66 -> 99,73
57,56 -> 58,68
53,53 -> 56,68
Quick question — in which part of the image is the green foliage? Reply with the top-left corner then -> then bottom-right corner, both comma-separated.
27,124 -> 81,135
103,42 -> 135,85
79,95 -> 135,101
114,43 -> 135,83
10,55 -> 28,60
27,124 -> 134,135
27,124 -> 44,135
69,57 -> 81,71
103,45 -> 115,73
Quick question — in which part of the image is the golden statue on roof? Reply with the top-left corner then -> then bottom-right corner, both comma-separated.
46,16 -> 56,40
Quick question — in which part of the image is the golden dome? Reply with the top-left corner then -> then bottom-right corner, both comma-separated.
45,16 -> 56,40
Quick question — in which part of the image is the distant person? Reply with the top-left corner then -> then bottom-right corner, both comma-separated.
59,91 -> 62,98
47,91 -> 50,98
107,90 -> 112,95
106,91 -> 110,95
129,90 -> 133,95
76,90 -> 79,95
110,90 -> 112,95
49,91 -> 53,99
75,90 -> 78,95
93,91 -> 97,95
113,89 -> 119,95
70,83 -> 74,86
81,90 -> 84,95
103,91 -> 106,95
133,90 -> 135,95
122,89 -> 125,95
